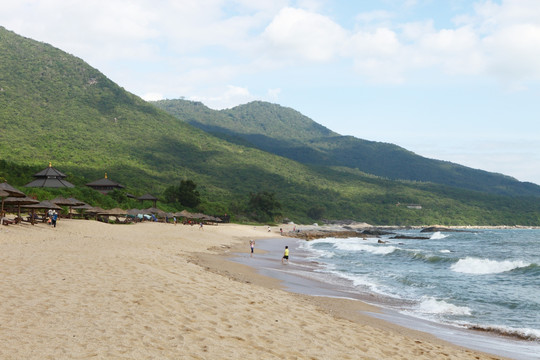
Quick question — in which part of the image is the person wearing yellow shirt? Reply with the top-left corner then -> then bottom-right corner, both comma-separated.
282,246 -> 289,264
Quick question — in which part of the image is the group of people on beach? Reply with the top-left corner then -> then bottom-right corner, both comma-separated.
249,239 -> 288,264
47,209 -> 58,228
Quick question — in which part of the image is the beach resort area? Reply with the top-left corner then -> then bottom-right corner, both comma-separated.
0,219 -> 506,359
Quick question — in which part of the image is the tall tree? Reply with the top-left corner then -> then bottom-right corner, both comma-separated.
164,179 -> 201,208
247,191 -> 282,222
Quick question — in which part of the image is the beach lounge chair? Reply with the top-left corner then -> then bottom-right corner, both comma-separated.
2,217 -> 14,225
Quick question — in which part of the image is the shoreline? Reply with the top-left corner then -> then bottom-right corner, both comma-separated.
0,220 -> 512,359
225,236 -> 538,359
192,228 -> 517,360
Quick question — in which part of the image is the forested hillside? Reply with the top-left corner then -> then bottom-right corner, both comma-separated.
2,26 -> 540,225
153,99 -> 540,198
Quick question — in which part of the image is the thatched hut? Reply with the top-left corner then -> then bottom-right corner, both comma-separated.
86,173 -> 125,194
24,162 -> 75,188
137,193 -> 158,207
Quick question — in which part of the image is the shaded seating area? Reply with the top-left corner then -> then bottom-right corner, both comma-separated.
1,179 -> 224,228
2,195 -> 39,225
50,196 -> 85,218
137,193 -> 158,208
174,210 -> 223,225
1,182 -> 26,224
23,200 -> 63,225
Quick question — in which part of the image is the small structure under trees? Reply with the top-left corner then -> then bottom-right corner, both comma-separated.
137,193 -> 158,207
86,173 -> 125,194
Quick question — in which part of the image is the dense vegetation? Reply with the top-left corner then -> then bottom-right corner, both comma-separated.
153,99 -> 540,198
2,26 -> 540,225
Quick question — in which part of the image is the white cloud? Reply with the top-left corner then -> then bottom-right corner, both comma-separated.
4,0 -> 540,96
190,85 -> 256,109
355,10 -> 395,27
262,7 -> 348,62
142,92 -> 164,101
482,23 -> 540,85
267,88 -> 282,101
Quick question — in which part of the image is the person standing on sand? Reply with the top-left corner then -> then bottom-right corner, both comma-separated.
249,240 -> 255,257
51,211 -> 58,228
282,246 -> 289,264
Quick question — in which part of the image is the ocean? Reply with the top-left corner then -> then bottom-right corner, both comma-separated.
233,228 -> 540,360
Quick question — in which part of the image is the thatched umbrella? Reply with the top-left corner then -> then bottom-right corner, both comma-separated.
143,207 -> 167,218
24,200 -> 62,225
137,193 -> 158,207
2,196 -> 39,221
0,182 -> 25,197
177,210 -> 192,218
94,208 -> 127,222
72,203 -> 93,210
51,196 -> 85,218
0,189 -> 11,221
99,208 -> 126,216
0,182 -> 25,218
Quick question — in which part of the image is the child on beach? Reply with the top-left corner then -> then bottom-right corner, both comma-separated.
282,246 -> 289,264
249,240 -> 255,257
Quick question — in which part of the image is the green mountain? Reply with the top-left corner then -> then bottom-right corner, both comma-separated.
2,26 -> 540,225
153,99 -> 540,198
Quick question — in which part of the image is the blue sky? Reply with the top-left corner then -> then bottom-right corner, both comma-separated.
2,0 -> 540,185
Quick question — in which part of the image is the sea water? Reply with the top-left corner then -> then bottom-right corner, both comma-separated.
234,228 -> 540,359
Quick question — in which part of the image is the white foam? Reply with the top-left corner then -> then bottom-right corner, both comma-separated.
430,231 -> 448,239
330,270 -> 390,296
451,257 -> 530,275
439,249 -> 451,253
334,242 -> 397,255
416,296 -> 472,316
459,322 -> 540,341
306,237 -> 397,255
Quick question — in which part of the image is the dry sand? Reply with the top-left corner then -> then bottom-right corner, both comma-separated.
0,220 -> 506,359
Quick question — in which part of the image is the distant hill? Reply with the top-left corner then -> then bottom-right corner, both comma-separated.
153,99 -> 540,198
2,26 -> 540,225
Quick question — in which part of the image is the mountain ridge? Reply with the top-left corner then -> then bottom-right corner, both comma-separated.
2,25 -> 540,225
153,99 -> 540,197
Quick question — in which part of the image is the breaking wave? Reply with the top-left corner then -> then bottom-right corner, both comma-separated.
430,231 -> 448,240
450,257 -> 531,275
416,296 -> 472,316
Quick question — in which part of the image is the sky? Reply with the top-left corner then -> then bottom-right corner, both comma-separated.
2,0 -> 540,185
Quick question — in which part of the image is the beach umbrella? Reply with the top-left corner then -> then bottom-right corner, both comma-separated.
2,196 -> 39,220
51,196 -> 85,218
177,210 -> 192,218
99,208 -> 126,216
143,207 -> 167,218
127,208 -> 144,216
72,202 -> 94,210
23,200 -> 63,225
24,200 -> 62,211
0,182 -> 25,197
0,182 -> 26,217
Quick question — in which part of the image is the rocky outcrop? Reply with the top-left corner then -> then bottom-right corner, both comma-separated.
390,235 -> 430,240
286,230 -> 367,241
361,229 -> 395,236
420,226 -> 469,233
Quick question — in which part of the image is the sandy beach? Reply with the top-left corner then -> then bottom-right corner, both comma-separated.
0,220 -> 506,359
